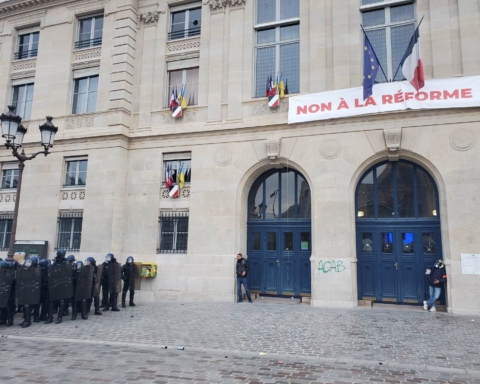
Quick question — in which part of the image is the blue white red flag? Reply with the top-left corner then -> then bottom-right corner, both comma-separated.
400,26 -> 425,91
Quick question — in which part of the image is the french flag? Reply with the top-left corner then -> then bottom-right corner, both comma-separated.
400,27 -> 424,91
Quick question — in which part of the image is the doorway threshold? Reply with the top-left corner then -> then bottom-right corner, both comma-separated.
252,295 -> 302,305
369,302 -> 447,312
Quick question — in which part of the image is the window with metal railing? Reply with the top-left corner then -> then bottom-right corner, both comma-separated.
75,15 -> 103,49
158,212 -> 189,253
56,212 -> 83,252
15,32 -> 39,60
0,215 -> 13,252
169,7 -> 201,40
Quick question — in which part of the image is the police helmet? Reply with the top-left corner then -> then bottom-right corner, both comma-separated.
3,260 -> 16,269
29,256 -> 39,267
74,260 -> 84,270
105,253 -> 114,263
126,256 -> 134,264
56,249 -> 66,259
0,257 -> 3,262
39,258 -> 51,268
66,255 -> 76,264
0,260 -> 6,269
434,259 -> 444,269
85,257 -> 96,266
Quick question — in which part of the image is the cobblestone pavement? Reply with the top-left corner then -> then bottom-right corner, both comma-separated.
1,301 -> 480,383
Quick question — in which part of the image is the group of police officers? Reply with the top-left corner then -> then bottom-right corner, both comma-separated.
0,249 -> 141,328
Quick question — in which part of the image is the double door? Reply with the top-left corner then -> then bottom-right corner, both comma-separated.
357,224 -> 443,304
248,225 -> 311,297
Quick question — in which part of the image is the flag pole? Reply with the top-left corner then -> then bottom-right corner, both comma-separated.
392,16 -> 424,82
361,25 -> 388,84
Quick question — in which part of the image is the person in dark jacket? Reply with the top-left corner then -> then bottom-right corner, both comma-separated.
236,253 -> 252,303
424,259 -> 447,312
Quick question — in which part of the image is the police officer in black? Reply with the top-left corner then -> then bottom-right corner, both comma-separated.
101,253 -> 120,312
38,258 -> 51,321
121,256 -> 136,308
71,261 -> 88,321
85,257 -> 102,316
45,249 -> 68,324
0,259 -> 17,326
18,256 -> 40,328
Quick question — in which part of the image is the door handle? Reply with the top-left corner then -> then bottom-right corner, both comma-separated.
394,262 -> 398,270
276,259 -> 280,265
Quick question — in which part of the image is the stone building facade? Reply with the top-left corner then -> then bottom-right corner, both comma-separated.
0,0 -> 479,314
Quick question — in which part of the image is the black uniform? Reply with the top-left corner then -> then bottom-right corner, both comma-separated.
85,257 -> 102,316
121,257 -> 137,308
0,259 -> 17,326
101,253 -> 120,312
45,250 -> 69,324
17,257 -> 42,328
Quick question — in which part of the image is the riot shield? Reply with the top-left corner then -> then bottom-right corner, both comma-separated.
93,264 -> 103,298
131,262 -> 142,290
48,264 -> 73,301
0,269 -> 14,308
108,262 -> 121,294
16,267 -> 42,306
75,265 -> 94,302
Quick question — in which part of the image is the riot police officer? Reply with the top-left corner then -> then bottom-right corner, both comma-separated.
38,258 -> 51,321
17,256 -> 41,328
85,257 -> 102,316
71,261 -> 89,321
0,260 -> 16,327
101,253 -> 120,312
45,249 -> 72,324
121,256 -> 138,308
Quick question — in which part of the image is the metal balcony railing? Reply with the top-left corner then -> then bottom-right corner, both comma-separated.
14,49 -> 38,60
168,27 -> 201,41
74,37 -> 102,50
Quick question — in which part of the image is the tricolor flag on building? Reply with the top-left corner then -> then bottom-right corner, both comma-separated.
169,89 -> 177,111
168,184 -> 179,198
400,25 -> 425,91
165,163 -> 174,188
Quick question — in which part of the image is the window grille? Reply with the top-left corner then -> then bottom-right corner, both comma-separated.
0,215 -> 13,252
56,212 -> 83,252
158,211 -> 189,253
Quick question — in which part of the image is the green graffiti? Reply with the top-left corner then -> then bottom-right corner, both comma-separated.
318,260 -> 345,273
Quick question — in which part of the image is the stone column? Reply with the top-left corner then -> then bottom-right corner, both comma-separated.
108,0 -> 138,128
458,0 -> 480,76
309,0 -> 326,93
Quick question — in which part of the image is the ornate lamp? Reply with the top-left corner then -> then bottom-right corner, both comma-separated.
0,105 -> 21,142
39,116 -> 58,150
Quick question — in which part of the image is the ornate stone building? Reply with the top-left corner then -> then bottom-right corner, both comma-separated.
0,0 -> 479,314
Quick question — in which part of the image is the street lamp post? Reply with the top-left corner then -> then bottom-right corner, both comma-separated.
0,106 -> 58,261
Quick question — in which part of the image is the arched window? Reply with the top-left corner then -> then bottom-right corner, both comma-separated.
356,161 -> 438,219
248,169 -> 311,220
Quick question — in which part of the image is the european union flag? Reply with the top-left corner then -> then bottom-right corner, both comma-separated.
362,34 -> 380,101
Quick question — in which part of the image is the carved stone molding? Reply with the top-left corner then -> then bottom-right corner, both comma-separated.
450,129 -> 476,151
320,139 -> 341,160
0,193 -> 16,203
12,59 -> 36,72
266,139 -> 281,160
61,190 -> 86,201
214,148 -> 232,166
159,111 -> 197,124
207,0 -> 246,11
74,48 -> 101,62
383,128 -> 402,160
251,102 -> 288,116
139,11 -> 159,25
167,39 -> 200,53
65,115 -> 94,129
161,187 -> 190,199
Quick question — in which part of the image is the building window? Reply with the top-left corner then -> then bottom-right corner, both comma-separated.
57,212 -> 83,252
0,215 -> 13,252
75,15 -> 104,49
14,32 -> 39,60
169,7 -> 201,40
361,1 -> 416,82
158,212 -> 189,253
12,83 -> 34,120
163,159 -> 191,185
72,76 -> 98,114
167,68 -> 199,108
1,169 -> 19,189
255,0 -> 299,98
64,159 -> 88,186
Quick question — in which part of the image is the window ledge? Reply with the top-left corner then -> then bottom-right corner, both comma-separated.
360,0 -> 413,11
12,56 -> 38,62
254,17 -> 300,29
61,185 -> 86,189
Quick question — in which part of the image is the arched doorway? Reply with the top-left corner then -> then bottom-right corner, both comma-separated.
247,168 -> 311,297
355,160 -> 444,304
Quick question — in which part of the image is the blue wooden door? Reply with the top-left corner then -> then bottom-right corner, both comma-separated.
247,226 -> 311,297
357,226 -> 443,304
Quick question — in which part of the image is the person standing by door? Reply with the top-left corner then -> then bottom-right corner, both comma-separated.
236,253 -> 252,303
424,259 -> 447,312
